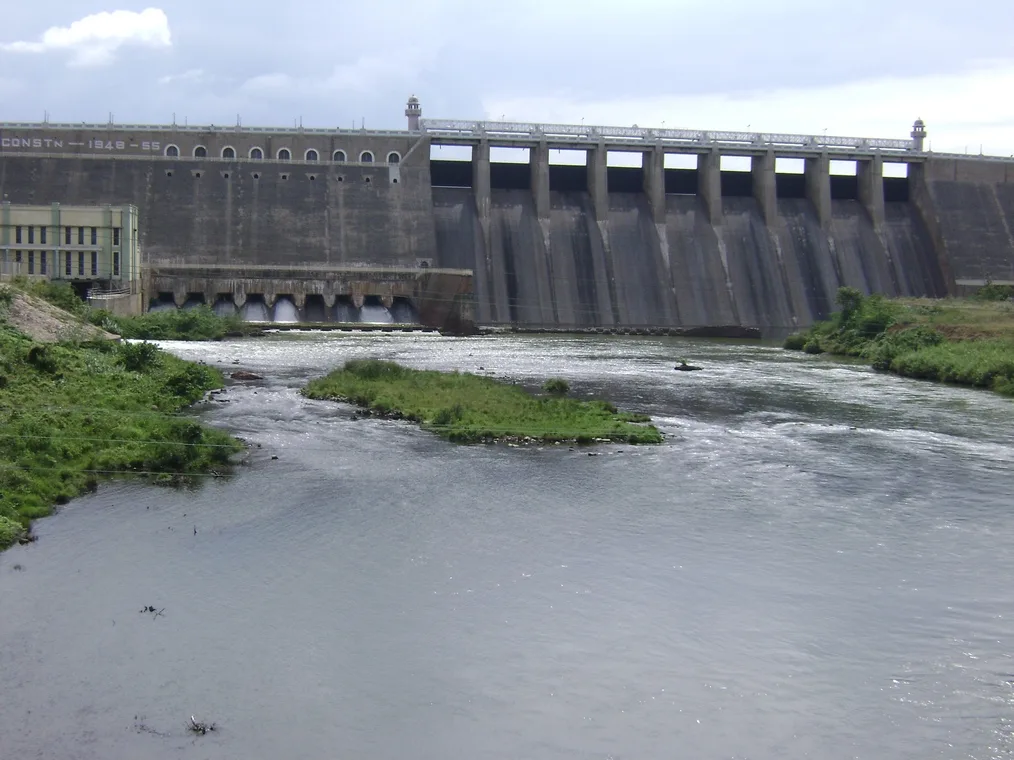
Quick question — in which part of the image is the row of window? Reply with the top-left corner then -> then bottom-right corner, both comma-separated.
163,145 -> 400,163
10,250 -> 120,277
13,226 -> 121,246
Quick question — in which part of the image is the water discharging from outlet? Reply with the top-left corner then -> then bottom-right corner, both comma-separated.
359,304 -> 394,324
241,301 -> 270,322
213,299 -> 237,318
273,297 -> 300,323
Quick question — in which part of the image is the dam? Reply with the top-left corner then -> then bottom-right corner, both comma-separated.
2,97 -> 1013,335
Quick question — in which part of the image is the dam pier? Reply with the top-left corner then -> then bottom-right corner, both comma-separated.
2,98 -> 1013,335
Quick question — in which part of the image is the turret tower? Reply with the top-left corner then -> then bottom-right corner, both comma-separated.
911,118 -> 927,151
406,95 -> 422,132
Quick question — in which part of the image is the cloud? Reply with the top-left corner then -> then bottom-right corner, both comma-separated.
481,62 -> 1014,157
158,68 -> 204,86
0,8 -> 171,67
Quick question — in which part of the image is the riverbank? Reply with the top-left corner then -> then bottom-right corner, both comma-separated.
302,359 -> 663,444
0,285 -> 244,551
784,287 -> 1014,397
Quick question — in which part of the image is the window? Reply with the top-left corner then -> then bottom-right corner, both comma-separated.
78,227 -> 84,245
277,148 -> 291,160
90,227 -> 97,245
222,146 -> 236,159
250,147 -> 263,160
40,227 -> 47,245
28,252 -> 34,275
305,149 -> 319,161
113,228 -> 120,246
194,146 -> 207,158
28,227 -> 34,244
113,251 -> 120,277
66,252 -> 72,276
91,252 -> 98,276
333,150 -> 346,162
15,251 -> 21,263
65,226 -> 72,245
165,144 -> 180,157
387,151 -> 401,163
360,150 -> 374,162
40,252 -> 47,275
15,226 -> 22,244
78,252 -> 85,276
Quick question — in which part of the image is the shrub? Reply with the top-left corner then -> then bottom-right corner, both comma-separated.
343,359 -> 406,381
27,281 -> 87,316
0,515 -> 25,550
26,345 -> 59,374
163,364 -> 218,402
803,340 -> 824,355
865,326 -> 943,371
783,333 -> 807,351
542,378 -> 570,395
975,280 -> 1014,302
118,341 -> 162,373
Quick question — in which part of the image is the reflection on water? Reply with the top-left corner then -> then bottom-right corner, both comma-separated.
1,335 -> 1012,760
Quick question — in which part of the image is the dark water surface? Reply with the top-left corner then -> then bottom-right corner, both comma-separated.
2,334 -> 1013,760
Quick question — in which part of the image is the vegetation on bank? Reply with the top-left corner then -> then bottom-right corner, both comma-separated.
0,285 -> 244,551
302,359 -> 663,444
784,286 -> 1014,397
9,278 -> 257,340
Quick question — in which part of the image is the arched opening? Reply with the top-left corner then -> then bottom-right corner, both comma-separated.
305,149 -> 319,161
360,150 -> 374,163
221,146 -> 236,159
193,145 -> 207,158
250,147 -> 264,160
333,150 -> 347,162
387,151 -> 401,164
165,144 -> 179,157
277,148 -> 291,161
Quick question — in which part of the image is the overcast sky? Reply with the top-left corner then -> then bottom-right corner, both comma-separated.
1,1 -> 1012,156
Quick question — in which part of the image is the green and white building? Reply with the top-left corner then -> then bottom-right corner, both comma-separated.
0,202 -> 140,293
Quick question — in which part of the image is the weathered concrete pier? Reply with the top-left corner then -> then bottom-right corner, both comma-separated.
2,98 -> 1013,335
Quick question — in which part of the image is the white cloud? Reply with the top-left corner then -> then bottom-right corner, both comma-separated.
158,68 -> 204,86
482,62 -> 1014,158
0,8 -> 171,67
239,73 -> 294,93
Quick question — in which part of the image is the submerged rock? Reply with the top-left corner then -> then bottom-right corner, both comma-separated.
231,370 -> 263,380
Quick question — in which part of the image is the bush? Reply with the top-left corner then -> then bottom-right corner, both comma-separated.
975,281 -> 1014,302
26,345 -> 59,374
803,340 -> 824,355
783,333 -> 807,351
0,515 -> 25,550
542,378 -> 570,395
343,358 -> 406,381
865,326 -> 943,371
26,280 -> 87,316
118,341 -> 162,373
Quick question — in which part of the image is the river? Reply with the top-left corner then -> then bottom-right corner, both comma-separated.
1,334 -> 1012,760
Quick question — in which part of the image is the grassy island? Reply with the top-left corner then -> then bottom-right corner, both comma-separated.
784,286 -> 1014,397
302,359 -> 664,444
0,286 -> 243,551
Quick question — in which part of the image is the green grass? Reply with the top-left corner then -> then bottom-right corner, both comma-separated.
8,279 -> 258,340
0,324 -> 244,551
302,359 -> 663,444
87,305 -> 259,340
784,286 -> 1014,397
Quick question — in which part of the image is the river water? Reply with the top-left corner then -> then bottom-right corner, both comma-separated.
1,334 -> 1013,760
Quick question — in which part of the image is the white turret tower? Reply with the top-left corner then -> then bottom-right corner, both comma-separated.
406,95 -> 422,132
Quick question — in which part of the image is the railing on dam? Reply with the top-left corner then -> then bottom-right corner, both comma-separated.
421,119 -> 917,155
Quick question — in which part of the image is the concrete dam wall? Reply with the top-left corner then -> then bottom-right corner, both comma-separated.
432,182 -> 942,334
3,120 -> 1014,335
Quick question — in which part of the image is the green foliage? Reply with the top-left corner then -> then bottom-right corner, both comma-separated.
89,305 -> 253,341
783,333 -> 807,351
787,287 -> 1014,397
0,327 -> 243,553
542,378 -> 570,395
0,515 -> 25,551
864,326 -> 943,371
18,278 -> 88,316
0,286 -> 13,311
303,360 -> 662,444
975,280 -> 1014,302
118,341 -> 162,372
